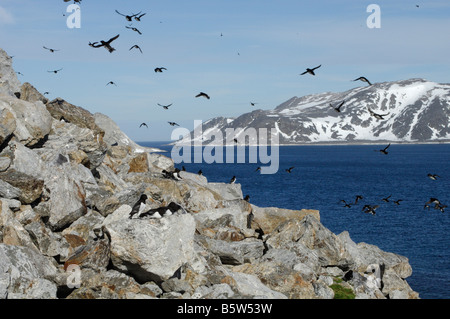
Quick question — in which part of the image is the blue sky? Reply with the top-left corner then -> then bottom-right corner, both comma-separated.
1,0 -> 449,141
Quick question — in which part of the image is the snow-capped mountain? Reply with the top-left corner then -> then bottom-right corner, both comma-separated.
179,78 -> 450,145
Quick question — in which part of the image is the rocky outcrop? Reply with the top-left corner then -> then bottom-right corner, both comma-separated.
0,48 -> 420,299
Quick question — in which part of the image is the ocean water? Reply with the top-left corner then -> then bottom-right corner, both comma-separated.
139,141 -> 450,299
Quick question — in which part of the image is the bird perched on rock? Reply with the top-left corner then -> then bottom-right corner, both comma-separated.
129,194 -> 148,219
353,76 -> 372,86
195,92 -> 210,99
300,65 -> 321,76
229,176 -> 236,184
138,202 -> 185,219
89,34 -> 120,53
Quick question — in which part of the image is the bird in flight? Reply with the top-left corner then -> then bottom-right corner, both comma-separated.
340,200 -> 352,208
126,26 -> 142,35
354,195 -> 364,204
134,13 -> 146,21
353,76 -> 372,86
375,143 -> 391,155
154,67 -> 167,73
48,68 -> 63,74
168,122 -> 179,126
300,65 -> 321,76
106,81 -> 117,86
43,46 -> 59,53
427,173 -> 440,180
89,34 -> 120,53
139,123 -> 148,128
368,107 -> 390,120
382,195 -> 392,202
330,100 -> 345,113
129,45 -> 143,53
158,103 -> 172,109
250,102 -> 258,106
195,92 -> 210,99
393,199 -> 403,205
115,10 -> 141,21
285,167 -> 295,173
362,205 -> 379,215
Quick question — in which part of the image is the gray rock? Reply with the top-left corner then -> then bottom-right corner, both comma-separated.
0,48 -> 21,96
206,182 -> 243,201
226,271 -> 287,299
105,213 -> 197,283
0,107 -> 16,145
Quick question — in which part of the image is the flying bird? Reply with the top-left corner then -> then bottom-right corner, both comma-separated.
375,143 -> 391,155
195,92 -> 210,99
363,205 -> 379,215
427,173 -> 440,180
115,10 -> 141,21
43,46 -> 59,53
382,195 -> 392,202
354,195 -> 364,204
285,167 -> 295,173
47,68 -> 63,74
106,81 -> 117,86
300,65 -> 321,76
330,100 -> 345,113
340,200 -> 352,208
353,76 -> 372,86
250,102 -> 258,106
158,103 -> 172,109
154,67 -> 167,73
129,45 -> 143,53
125,26 -> 142,35
134,13 -> 146,21
168,122 -> 179,126
139,123 -> 148,128
89,34 -> 120,53
368,107 -> 390,120
393,199 -> 403,205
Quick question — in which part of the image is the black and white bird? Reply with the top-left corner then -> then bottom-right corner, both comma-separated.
89,34 -> 120,53
138,202 -> 185,219
197,170 -> 203,176
129,194 -> 148,219
353,76 -> 372,86
244,195 -> 250,202
195,92 -> 210,99
229,176 -> 236,184
161,168 -> 182,181
368,107 -> 390,120
375,143 -> 391,155
300,65 -> 321,76
134,12 -> 146,21
129,45 -> 143,53
168,122 -> 179,126
363,205 -> 379,215
427,173 -> 440,181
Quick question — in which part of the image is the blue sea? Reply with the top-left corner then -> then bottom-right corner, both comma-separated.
139,141 -> 450,299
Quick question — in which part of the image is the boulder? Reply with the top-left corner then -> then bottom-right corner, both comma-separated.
105,211 -> 197,283
19,82 -> 48,104
0,48 -> 21,96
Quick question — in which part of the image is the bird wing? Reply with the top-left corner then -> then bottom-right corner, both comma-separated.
300,70 -> 308,75
107,34 -> 120,43
312,65 -> 321,70
115,10 -> 126,16
384,143 -> 391,150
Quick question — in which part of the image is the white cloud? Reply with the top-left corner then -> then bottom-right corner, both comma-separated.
0,6 -> 14,25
